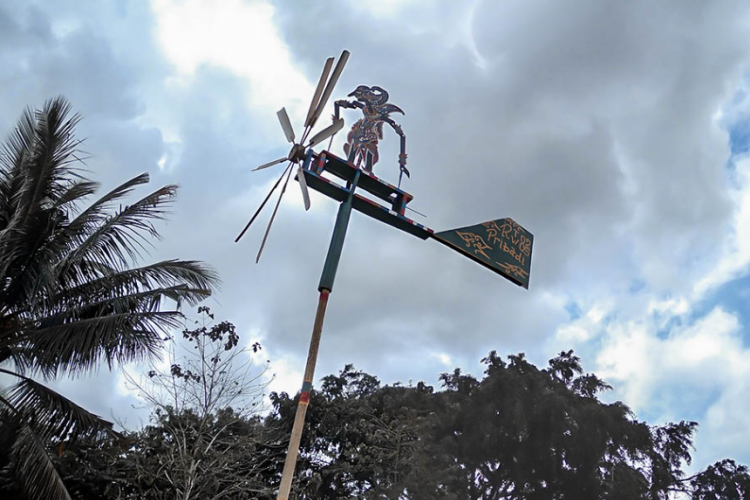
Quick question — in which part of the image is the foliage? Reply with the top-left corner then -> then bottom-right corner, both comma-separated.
129,306 -> 265,419
56,408 -> 276,500
0,97 -> 218,500
269,351 -> 746,500
49,345 -> 750,499
690,459 -> 750,499
56,308 -> 277,500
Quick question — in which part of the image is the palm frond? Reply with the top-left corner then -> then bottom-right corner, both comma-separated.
17,97 -> 82,223
46,285 -> 210,324
1,418 -> 72,500
56,184 -> 178,276
0,105 -> 36,228
0,98 -> 219,500
1,261 -> 217,376
31,174 -> 155,299
53,179 -> 100,211
60,172 -> 150,242
108,284 -> 207,311
3,370 -> 113,442
0,104 -> 36,173
53,259 -> 218,305
0,97 -> 85,307
19,311 -> 184,377
1,345 -> 36,376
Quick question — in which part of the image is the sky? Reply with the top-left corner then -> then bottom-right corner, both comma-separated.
2,0 -> 750,473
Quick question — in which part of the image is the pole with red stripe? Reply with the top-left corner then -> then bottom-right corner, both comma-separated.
276,171 -> 360,500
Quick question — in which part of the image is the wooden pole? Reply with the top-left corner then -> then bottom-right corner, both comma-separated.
276,170 -> 360,500
276,289 -> 330,500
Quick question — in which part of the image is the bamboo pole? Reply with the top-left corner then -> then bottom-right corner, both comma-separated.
276,170 -> 360,499
276,289 -> 330,500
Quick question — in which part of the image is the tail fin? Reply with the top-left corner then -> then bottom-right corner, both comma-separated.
431,218 -> 533,289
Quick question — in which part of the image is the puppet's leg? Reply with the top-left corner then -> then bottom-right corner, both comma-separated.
346,144 -> 357,164
364,151 -> 373,173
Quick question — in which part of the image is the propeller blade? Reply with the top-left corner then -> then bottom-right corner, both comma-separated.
277,108 -> 296,144
256,166 -> 293,263
235,164 -> 292,243
308,50 -> 350,129
253,156 -> 288,171
307,118 -> 344,148
304,57 -> 334,128
297,165 -> 311,211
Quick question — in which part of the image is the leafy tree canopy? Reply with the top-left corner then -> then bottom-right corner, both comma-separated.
54,348 -> 750,499
269,351 -> 750,500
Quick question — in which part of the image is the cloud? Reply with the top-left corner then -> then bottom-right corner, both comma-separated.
694,155 -> 750,297
547,160 -> 750,467
150,0 -> 313,119
4,0 -> 750,473
594,305 -> 750,467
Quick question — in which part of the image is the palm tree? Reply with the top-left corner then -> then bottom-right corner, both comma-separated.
0,97 -> 219,499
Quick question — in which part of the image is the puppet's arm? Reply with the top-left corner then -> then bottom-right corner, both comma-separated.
384,117 -> 409,178
334,100 -> 364,121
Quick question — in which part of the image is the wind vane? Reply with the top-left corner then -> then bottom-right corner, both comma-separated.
235,50 -> 534,500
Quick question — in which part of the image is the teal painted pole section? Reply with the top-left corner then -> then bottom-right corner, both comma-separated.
318,170 -> 360,292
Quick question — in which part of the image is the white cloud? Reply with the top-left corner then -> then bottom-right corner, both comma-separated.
555,301 -> 611,343
595,307 -> 739,410
647,297 -> 690,317
551,141 -> 750,466
430,352 -> 453,366
150,0 -> 313,120
353,0 -> 412,17
694,156 -> 750,297
265,353 -> 303,396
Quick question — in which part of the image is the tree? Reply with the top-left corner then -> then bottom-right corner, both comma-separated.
46,347 -> 750,499
690,459 -> 750,499
268,364 -> 435,499
426,350 -> 695,499
124,306 -> 275,500
56,308 -> 279,500
269,351 -> 734,500
0,97 -> 219,500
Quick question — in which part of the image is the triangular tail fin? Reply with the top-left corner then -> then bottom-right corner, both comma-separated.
431,218 -> 533,289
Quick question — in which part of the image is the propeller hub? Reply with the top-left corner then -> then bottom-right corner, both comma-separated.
289,143 -> 307,163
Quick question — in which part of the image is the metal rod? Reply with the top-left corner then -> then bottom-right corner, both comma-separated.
235,163 -> 292,243
276,289 -> 330,500
276,169 -> 361,500
406,205 -> 427,218
256,166 -> 294,263
326,131 -> 336,152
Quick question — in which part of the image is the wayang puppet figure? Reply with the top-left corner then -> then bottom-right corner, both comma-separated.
334,85 -> 409,186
